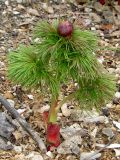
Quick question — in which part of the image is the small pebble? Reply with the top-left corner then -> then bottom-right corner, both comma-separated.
14,145 -> 22,153
40,104 -> 50,113
115,92 -> 120,99
107,68 -> 115,74
106,103 -> 112,108
102,128 -> 114,138
27,95 -> 34,100
84,7 -> 92,13
91,27 -> 96,31
5,0 -> 9,5
97,56 -> 104,64
102,107 -> 110,117
46,151 -> 54,158
13,11 -> 20,15
61,103 -> 72,117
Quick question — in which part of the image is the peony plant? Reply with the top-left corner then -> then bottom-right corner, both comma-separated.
8,20 -> 116,148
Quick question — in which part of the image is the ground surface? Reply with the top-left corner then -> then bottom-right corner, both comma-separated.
0,0 -> 120,160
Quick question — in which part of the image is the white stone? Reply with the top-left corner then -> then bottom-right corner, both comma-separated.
40,104 -> 50,113
106,103 -> 112,108
100,32 -> 104,37
17,108 -> 26,114
14,145 -> 22,153
114,149 -> 120,157
115,92 -> 120,99
74,83 -> 78,86
115,43 -> 119,47
97,56 -> 104,64
34,38 -> 40,43
13,11 -> 20,15
5,1 -> 9,5
113,121 -> 120,130
115,74 -> 119,78
27,94 -> 34,100
57,113 -> 62,121
84,19 -> 92,26
107,68 -> 115,74
46,151 -> 54,158
91,27 -> 96,31
61,103 -> 72,117
57,113 -> 63,117
7,99 -> 15,108
85,8 -> 92,13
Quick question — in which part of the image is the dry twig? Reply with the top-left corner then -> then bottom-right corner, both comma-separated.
0,95 -> 47,153
82,132 -> 118,160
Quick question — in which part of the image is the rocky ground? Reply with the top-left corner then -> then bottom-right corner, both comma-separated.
0,0 -> 120,160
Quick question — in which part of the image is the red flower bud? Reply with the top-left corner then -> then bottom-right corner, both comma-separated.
57,21 -> 73,37
99,0 -> 105,5
118,0 -> 120,5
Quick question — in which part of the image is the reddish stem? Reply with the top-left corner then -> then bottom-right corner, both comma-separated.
43,97 -> 61,148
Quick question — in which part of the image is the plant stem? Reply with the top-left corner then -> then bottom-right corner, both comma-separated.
48,92 -> 77,123
48,97 -> 59,123
56,92 -> 77,112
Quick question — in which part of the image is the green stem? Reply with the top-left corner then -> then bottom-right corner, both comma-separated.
56,92 -> 77,112
48,92 -> 77,123
48,97 -> 58,123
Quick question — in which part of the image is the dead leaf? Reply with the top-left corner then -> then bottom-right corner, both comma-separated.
42,3 -> 54,14
4,91 -> 13,99
80,151 -> 101,160
96,143 -> 120,148
101,24 -> 113,30
113,121 -> 120,130
27,8 -> 39,16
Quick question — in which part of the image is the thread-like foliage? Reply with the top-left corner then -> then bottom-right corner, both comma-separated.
8,20 -> 116,109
